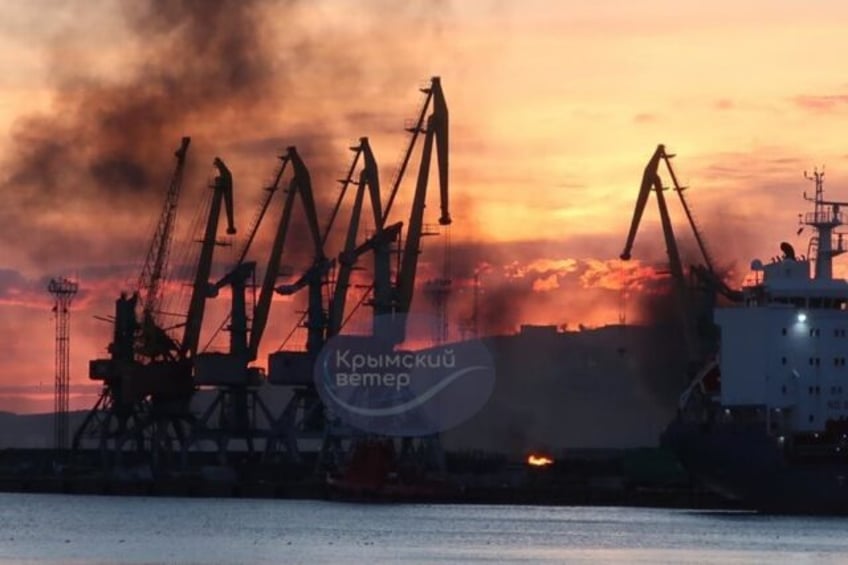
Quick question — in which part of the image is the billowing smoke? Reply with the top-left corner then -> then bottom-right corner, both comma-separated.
23,1 -> 276,178
3,0 -> 288,270
0,0 -> 462,376
2,0 -> 453,275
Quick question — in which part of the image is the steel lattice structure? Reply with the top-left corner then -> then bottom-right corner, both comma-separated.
48,277 -> 78,451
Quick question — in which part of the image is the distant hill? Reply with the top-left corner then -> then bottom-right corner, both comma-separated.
0,411 -> 89,449
0,389 -> 292,450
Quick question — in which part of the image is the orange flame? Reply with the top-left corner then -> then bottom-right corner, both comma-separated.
527,454 -> 554,467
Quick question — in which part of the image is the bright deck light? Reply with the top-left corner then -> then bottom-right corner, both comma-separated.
797,312 -> 807,323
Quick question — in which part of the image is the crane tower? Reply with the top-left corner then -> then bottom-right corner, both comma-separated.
48,277 -> 78,451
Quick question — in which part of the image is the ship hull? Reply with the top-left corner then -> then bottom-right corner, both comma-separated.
662,418 -> 848,514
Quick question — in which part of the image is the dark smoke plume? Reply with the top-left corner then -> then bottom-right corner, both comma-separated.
20,0 -> 277,195
3,0 -> 453,273
3,0 -> 285,269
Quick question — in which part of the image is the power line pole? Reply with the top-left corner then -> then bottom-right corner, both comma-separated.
48,277 -> 78,451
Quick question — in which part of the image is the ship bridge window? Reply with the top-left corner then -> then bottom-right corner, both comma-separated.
811,298 -> 822,308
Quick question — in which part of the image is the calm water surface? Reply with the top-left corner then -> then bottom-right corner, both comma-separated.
0,493 -> 846,564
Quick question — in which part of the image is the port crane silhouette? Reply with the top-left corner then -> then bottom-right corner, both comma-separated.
620,144 -> 740,377
76,140 -> 238,470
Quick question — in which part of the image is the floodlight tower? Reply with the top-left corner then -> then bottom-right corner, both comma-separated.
48,277 -> 78,451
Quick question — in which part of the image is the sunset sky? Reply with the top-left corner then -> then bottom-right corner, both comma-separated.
3,0 -> 848,413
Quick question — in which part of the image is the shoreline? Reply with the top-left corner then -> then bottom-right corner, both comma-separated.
0,446 -> 740,511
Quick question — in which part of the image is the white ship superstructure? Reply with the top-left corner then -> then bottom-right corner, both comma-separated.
714,171 -> 848,435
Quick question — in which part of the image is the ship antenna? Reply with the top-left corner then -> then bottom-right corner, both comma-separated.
801,167 -> 846,280
803,167 -> 825,206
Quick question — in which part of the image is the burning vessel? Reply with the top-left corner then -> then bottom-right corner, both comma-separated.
662,170 -> 848,513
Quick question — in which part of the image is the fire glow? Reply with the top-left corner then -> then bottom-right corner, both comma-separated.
527,454 -> 554,467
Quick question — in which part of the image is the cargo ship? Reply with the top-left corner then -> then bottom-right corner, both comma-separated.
662,170 -> 848,513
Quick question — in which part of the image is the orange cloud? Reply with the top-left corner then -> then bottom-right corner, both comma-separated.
580,258 -> 667,293
503,258 -> 578,279
532,273 -> 560,292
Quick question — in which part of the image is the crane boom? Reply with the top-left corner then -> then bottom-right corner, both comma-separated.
250,157 -> 297,361
181,158 -> 236,358
361,137 -> 383,228
327,144 -> 366,337
249,147 -> 325,360
662,153 -> 716,273
289,147 -> 325,263
323,145 -> 362,246
138,137 -> 191,322
395,80 -> 450,317
431,78 -> 450,226
620,145 -> 663,261
384,77 -> 440,224
236,155 -> 290,266
327,138 -> 393,337
395,121 -> 435,318
622,144 -> 715,269
620,144 -> 703,368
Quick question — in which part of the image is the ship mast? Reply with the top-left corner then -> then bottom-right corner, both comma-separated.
802,169 -> 847,280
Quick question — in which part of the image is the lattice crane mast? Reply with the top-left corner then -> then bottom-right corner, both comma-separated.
136,136 -> 191,361
77,145 -> 236,467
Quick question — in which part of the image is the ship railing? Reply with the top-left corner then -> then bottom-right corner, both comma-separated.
811,233 -> 848,254
804,211 -> 845,225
